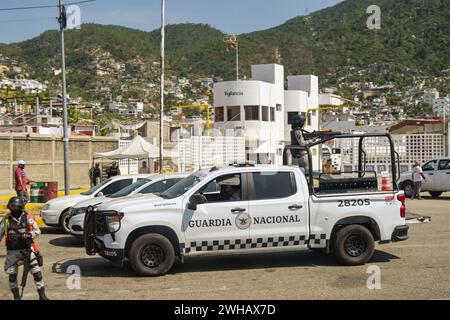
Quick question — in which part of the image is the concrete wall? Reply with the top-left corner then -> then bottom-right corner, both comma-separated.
0,133 -> 118,193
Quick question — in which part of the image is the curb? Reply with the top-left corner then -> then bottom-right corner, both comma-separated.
0,189 -> 88,202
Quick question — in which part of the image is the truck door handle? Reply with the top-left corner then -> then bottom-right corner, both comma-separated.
231,208 -> 246,214
288,205 -> 303,211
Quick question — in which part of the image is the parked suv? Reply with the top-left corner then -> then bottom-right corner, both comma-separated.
399,158 -> 450,198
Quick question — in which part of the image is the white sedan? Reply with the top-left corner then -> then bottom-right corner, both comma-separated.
68,173 -> 188,236
41,174 -> 152,233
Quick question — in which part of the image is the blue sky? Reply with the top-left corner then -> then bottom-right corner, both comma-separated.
0,0 -> 342,43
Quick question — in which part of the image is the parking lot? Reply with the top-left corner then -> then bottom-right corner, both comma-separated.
1,195 -> 449,300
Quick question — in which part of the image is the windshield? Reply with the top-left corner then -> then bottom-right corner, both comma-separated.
160,172 -> 208,199
81,179 -> 112,196
108,178 -> 151,198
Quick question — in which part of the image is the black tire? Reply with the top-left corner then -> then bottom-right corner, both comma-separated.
402,181 -> 414,199
429,192 -> 442,198
333,225 -> 375,266
59,209 -> 72,234
129,234 -> 175,277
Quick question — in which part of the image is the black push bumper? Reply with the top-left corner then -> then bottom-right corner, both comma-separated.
391,225 -> 409,242
95,238 -> 125,267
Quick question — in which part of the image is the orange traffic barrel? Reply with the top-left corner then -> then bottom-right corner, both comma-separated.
43,182 -> 58,202
381,176 -> 393,191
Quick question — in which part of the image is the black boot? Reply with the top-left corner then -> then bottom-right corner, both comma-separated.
38,288 -> 49,300
11,288 -> 21,300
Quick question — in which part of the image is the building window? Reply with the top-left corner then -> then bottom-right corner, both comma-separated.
262,106 -> 269,122
287,112 -> 299,125
245,106 -> 259,121
276,104 -> 282,112
215,107 -> 224,122
270,107 -> 275,122
227,106 -> 240,122
307,113 -> 311,126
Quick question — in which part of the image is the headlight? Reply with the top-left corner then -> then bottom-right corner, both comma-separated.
105,213 -> 122,233
73,207 -> 87,216
43,204 -> 50,211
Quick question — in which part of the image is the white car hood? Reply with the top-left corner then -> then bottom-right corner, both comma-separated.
46,194 -> 90,209
73,196 -> 109,209
97,193 -> 165,212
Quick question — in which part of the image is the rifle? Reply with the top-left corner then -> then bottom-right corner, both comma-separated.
20,233 -> 33,299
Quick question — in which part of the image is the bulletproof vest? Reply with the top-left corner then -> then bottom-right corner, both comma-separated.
6,214 -> 29,251
108,166 -> 119,177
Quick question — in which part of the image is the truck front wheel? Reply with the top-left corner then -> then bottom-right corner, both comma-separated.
333,225 -> 375,266
129,234 -> 175,277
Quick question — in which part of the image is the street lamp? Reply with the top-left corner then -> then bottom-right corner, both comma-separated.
159,0 -> 165,173
58,0 -> 70,195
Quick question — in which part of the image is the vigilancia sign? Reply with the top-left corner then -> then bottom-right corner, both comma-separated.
225,91 -> 244,97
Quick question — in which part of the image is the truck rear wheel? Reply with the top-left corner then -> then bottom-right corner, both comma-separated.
333,225 -> 375,266
129,234 -> 175,277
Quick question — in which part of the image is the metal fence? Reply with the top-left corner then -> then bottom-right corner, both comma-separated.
340,134 -> 446,174
176,136 -> 246,172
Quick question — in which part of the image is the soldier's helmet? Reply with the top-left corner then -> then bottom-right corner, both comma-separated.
7,197 -> 25,210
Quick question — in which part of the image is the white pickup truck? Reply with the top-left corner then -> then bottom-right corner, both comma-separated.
399,158 -> 450,198
84,164 -> 409,277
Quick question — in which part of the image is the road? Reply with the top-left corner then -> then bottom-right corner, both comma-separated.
1,195 -> 449,300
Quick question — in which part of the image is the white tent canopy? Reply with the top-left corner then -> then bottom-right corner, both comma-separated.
95,135 -> 159,160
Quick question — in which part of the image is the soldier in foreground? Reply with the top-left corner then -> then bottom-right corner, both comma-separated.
0,197 -> 49,300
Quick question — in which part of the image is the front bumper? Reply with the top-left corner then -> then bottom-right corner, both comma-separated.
40,209 -> 61,226
68,214 -> 85,236
95,238 -> 125,267
392,225 -> 409,242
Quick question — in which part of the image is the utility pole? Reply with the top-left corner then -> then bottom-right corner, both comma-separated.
58,0 -> 70,195
224,35 -> 239,81
159,0 -> 165,173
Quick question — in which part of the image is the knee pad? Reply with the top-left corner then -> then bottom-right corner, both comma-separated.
33,271 -> 43,282
9,273 -> 18,283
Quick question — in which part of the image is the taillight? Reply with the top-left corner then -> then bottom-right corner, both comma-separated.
397,193 -> 406,218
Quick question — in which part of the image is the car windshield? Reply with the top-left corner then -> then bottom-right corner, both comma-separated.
160,171 -> 209,199
108,178 -> 151,198
81,179 -> 112,196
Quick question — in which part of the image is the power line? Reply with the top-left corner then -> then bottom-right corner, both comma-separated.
0,0 -> 96,11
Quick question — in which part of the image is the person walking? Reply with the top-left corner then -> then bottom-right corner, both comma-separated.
14,160 -> 34,204
89,163 -> 101,187
0,197 -> 49,300
107,161 -> 121,178
411,161 -> 427,200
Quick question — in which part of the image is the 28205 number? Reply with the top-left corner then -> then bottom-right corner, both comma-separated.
338,199 -> 371,207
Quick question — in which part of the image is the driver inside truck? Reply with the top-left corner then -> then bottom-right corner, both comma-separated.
218,176 -> 241,201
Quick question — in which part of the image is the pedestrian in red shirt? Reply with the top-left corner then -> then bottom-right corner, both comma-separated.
15,160 -> 34,204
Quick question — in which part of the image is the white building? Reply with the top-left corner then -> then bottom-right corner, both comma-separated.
423,88 -> 440,106
213,63 -> 320,167
319,93 -> 345,106
433,95 -> 450,115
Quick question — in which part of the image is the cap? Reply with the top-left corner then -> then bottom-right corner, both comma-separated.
18,160 -> 26,165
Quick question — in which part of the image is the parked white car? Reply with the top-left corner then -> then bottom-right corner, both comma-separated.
41,174 -> 152,233
68,173 -> 188,236
399,158 -> 450,198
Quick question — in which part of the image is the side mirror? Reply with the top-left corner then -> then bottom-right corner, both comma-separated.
96,192 -> 104,197
188,194 -> 207,211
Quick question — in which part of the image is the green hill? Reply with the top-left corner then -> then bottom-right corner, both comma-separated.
0,0 -> 448,99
